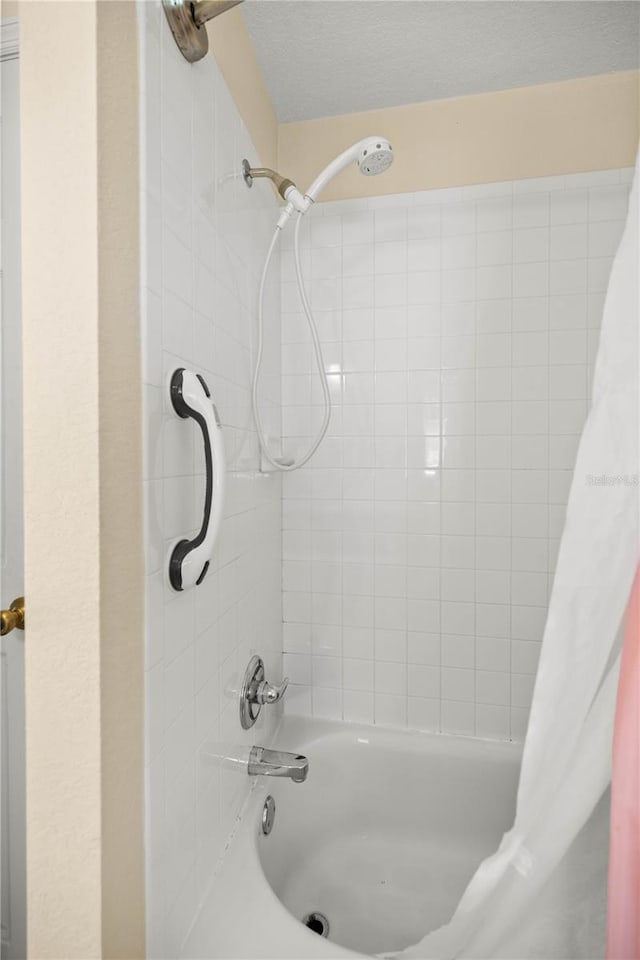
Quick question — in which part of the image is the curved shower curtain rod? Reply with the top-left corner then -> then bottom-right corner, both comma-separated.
163,0 -> 244,63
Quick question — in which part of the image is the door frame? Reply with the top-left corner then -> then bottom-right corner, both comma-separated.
1,17 -> 25,960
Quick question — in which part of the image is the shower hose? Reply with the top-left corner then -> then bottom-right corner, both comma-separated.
252,211 -> 331,472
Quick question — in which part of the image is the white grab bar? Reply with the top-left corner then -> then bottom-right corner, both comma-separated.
167,368 -> 226,591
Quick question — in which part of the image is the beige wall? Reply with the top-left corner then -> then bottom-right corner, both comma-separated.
279,70 -> 640,201
204,14 -> 638,200
206,5 -> 278,168
196,13 -> 638,205
96,3 -> 145,956
20,2 -> 144,957
1,0 -> 19,17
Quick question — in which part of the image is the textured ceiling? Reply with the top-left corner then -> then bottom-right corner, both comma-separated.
241,1 -> 640,122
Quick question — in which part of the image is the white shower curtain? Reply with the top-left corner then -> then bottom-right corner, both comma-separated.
394,153 -> 640,960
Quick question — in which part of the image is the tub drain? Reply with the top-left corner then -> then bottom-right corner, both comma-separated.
303,912 -> 330,938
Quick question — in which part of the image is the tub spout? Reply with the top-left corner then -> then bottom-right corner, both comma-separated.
247,746 -> 309,783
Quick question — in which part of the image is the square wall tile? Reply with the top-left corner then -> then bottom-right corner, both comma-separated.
277,168 -> 628,751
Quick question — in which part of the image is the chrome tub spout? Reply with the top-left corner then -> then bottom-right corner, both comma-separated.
248,746 -> 309,783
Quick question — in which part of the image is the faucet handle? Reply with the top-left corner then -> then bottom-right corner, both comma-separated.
256,676 -> 289,705
240,656 -> 289,729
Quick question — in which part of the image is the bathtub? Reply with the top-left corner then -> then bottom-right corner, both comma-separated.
183,717 -> 527,959
183,716 -> 611,958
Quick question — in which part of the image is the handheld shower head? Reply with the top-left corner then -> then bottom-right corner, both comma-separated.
252,134 -> 394,472
305,136 -> 393,202
357,137 -> 394,176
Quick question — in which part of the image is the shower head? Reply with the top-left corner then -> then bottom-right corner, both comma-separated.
250,135 -> 395,231
305,136 -> 394,202
357,138 -> 394,176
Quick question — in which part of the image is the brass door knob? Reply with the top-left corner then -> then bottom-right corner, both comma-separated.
1,597 -> 25,636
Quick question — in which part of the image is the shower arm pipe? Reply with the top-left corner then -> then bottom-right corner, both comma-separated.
242,160 -> 310,214
192,0 -> 243,26
243,166 -> 296,202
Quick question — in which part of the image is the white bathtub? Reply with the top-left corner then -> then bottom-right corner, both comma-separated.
183,717 -> 530,959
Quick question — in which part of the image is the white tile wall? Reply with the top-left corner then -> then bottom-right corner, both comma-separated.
139,5 -> 283,956
281,168 -> 632,740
